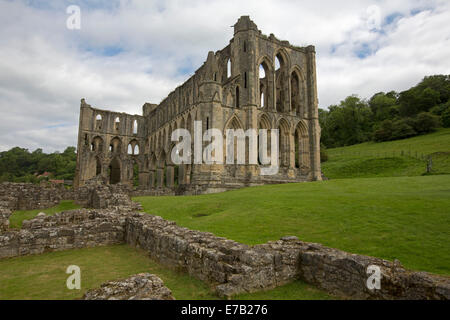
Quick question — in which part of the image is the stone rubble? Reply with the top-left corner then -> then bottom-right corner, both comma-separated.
82,273 -> 175,300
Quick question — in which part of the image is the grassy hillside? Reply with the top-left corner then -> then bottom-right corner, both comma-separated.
134,175 -> 450,276
322,128 -> 450,179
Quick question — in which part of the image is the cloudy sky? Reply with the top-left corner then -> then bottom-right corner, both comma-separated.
1,0 -> 449,152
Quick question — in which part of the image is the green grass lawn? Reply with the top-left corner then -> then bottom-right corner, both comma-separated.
0,245 -> 332,300
9,200 -> 81,229
134,175 -> 450,276
322,128 -> 450,179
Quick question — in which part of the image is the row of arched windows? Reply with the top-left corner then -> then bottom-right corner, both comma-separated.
94,114 -> 138,134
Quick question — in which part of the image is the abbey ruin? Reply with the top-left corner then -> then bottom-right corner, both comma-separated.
74,16 -> 322,193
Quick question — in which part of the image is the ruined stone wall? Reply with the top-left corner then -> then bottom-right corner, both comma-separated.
0,189 -> 448,300
0,182 -> 72,211
125,213 -> 450,300
0,209 -> 126,259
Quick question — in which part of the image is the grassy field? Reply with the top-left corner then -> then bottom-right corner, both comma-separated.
134,175 -> 450,276
9,200 -> 81,229
0,245 -> 332,300
322,128 -> 450,179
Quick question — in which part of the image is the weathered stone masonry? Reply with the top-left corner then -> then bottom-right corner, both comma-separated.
1,206 -> 448,300
74,16 -> 323,195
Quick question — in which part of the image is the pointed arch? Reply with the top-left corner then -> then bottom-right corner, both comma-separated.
277,118 -> 291,167
295,120 -> 310,170
258,56 -> 273,110
290,66 -> 307,116
274,49 -> 290,113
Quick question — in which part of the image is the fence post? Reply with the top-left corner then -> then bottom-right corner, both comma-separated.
427,156 -> 433,174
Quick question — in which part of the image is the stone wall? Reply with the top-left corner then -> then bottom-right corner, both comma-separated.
0,209 -> 126,259
0,202 -> 448,300
0,182 -> 73,211
0,207 -> 11,231
124,213 -> 450,300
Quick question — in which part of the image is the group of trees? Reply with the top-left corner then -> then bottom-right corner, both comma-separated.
0,147 -> 77,183
320,75 -> 450,148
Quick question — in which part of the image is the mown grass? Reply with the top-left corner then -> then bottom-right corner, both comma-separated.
134,175 -> 450,276
0,245 -> 332,300
322,128 -> 450,179
9,200 -> 81,229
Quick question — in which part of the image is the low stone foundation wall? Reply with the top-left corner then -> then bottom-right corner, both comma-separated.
0,209 -> 126,259
0,182 -> 72,211
125,213 -> 450,300
0,206 -> 448,300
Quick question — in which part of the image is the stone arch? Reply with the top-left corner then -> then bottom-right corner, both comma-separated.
258,113 -> 272,165
95,114 -> 103,130
290,66 -> 308,116
277,117 -> 291,167
114,117 -> 120,131
274,49 -> 290,113
128,139 -> 140,155
294,120 -> 310,170
133,119 -> 138,135
109,157 -> 121,184
91,136 -> 103,152
109,137 -> 122,153
257,56 -> 274,109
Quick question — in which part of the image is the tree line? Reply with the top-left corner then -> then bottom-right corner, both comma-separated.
0,147 -> 77,183
319,75 -> 450,148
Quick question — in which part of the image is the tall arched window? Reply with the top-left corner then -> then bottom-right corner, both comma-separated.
227,59 -> 231,78
114,117 -> 120,131
235,86 -> 240,108
275,53 -> 288,113
95,114 -> 102,130
259,61 -> 270,109
291,71 -> 301,115
133,120 -> 138,134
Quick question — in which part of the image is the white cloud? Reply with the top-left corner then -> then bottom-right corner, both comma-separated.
0,0 -> 449,152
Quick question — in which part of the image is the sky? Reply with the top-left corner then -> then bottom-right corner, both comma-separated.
0,0 -> 449,152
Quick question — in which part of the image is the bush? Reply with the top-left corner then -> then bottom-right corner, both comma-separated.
320,143 -> 328,163
442,108 -> 450,128
373,120 -> 394,142
391,119 -> 417,140
413,112 -> 440,134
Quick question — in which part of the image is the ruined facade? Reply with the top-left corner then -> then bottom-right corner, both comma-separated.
74,16 -> 322,193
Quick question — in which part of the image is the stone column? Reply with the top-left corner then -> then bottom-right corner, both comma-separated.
156,168 -> 164,188
166,165 -> 174,188
148,170 -> 155,188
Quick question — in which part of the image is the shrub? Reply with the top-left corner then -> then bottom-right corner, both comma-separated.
373,120 -> 394,142
413,112 -> 440,134
442,107 -> 450,128
320,143 -> 328,163
391,119 -> 417,140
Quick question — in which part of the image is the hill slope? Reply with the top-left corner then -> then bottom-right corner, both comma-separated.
322,128 -> 450,179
